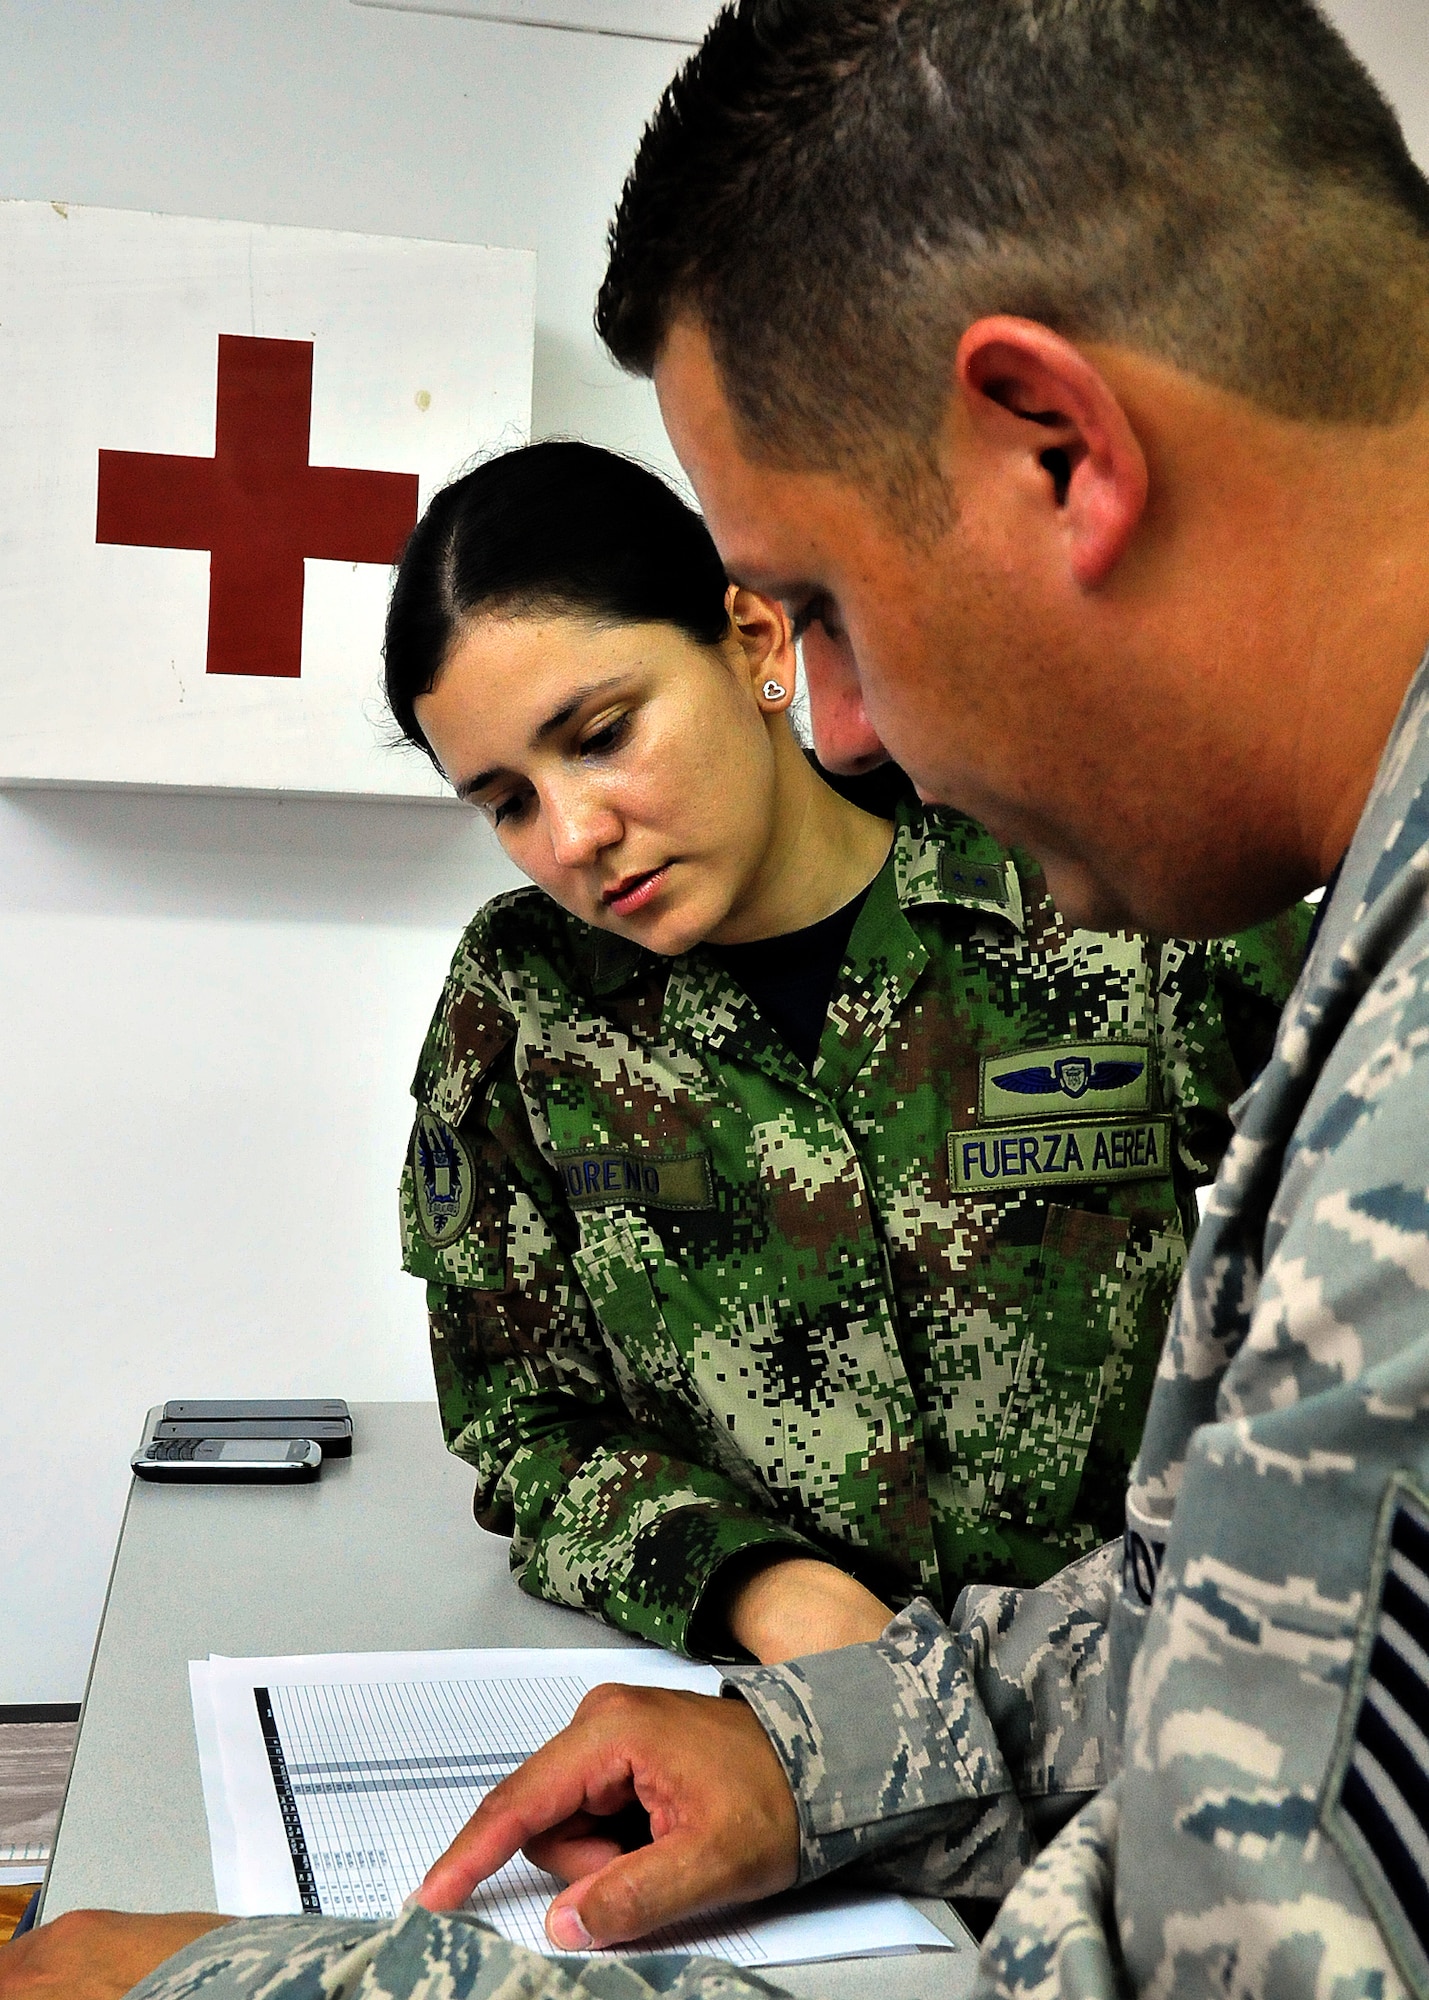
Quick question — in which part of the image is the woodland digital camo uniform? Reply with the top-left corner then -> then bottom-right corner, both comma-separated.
710,658 -> 1429,2000
401,800 -> 1307,1655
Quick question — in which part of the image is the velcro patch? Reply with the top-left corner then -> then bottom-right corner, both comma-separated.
950,1116 -> 1170,1192
410,1109 -> 477,1248
556,1148 -> 713,1211
939,850 -> 1012,909
980,1040 -> 1152,1122
1324,1478 -> 1429,2000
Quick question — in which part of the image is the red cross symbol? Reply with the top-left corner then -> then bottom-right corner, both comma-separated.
96,335 -> 420,678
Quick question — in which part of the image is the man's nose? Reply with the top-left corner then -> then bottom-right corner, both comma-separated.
800,629 -> 888,775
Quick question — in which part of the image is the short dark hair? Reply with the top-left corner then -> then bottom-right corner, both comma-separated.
384,441 -> 730,766
597,0 -> 1429,476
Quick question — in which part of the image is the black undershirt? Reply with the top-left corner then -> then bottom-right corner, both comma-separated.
708,883 -> 873,1071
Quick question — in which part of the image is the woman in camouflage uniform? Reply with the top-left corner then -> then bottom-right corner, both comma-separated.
387,442 -> 1306,1667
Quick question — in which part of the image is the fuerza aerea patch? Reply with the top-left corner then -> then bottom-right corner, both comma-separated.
950,1116 -> 1171,1192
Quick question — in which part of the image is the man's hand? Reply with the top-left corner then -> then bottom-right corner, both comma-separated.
416,1684 -> 799,1951
0,1910 -> 230,1998
722,1557 -> 891,1663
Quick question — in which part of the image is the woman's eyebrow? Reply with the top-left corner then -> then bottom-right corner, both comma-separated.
532,676 -> 627,746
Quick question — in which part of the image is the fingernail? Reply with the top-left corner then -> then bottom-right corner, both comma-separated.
547,1905 -> 593,1951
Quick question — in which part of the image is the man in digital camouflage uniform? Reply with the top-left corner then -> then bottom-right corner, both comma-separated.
14,0 -> 1429,1995
401,786 -> 1304,1657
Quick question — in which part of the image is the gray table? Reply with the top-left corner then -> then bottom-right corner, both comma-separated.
42,1402 -> 975,1996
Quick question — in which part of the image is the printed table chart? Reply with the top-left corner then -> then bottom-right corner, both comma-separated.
43,1403 -> 976,1998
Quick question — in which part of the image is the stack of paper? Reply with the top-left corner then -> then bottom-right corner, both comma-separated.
0,1842 -> 48,1888
190,1647 -> 957,1967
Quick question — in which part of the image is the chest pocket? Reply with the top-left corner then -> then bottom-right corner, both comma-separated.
569,1217 -> 671,1367
985,1204 -> 1129,1530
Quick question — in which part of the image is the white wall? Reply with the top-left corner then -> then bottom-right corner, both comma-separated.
0,0 -> 687,1704
0,0 -> 1425,1703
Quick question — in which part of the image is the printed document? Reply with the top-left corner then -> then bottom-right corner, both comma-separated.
190,1646 -> 958,1968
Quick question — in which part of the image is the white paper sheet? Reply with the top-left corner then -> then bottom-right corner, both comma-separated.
191,1648 -> 955,1967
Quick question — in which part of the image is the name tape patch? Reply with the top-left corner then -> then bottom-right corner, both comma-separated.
411,1109 -> 477,1248
556,1148 -> 713,1212
950,1115 -> 1171,1192
979,1040 -> 1151,1123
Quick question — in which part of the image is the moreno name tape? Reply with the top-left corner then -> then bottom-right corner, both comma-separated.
556,1148 -> 713,1211
950,1116 -> 1171,1192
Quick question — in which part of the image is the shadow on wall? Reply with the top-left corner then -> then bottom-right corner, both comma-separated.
0,782 -> 523,928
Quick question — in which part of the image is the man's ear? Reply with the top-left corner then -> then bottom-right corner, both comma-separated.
727,585 -> 798,699
955,317 -> 1149,589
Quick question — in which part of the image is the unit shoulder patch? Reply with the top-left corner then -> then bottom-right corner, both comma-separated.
410,1109 -> 478,1248
950,1115 -> 1171,1193
980,1039 -> 1152,1122
555,1147 -> 713,1212
1323,1476 -> 1429,2000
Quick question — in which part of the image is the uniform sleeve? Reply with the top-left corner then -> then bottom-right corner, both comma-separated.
126,1906 -> 792,2000
974,1788 -> 1126,2000
721,1541 -> 1120,1902
1156,904 -> 1313,1189
972,1382 -> 1426,1999
405,1055 -> 816,1660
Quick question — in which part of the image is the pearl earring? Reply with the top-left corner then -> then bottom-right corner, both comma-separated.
761,679 -> 787,703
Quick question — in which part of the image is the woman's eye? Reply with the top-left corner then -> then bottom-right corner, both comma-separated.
488,791 -> 531,828
579,713 -> 630,758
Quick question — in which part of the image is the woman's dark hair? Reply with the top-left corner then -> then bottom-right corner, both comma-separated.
384,440 -> 731,766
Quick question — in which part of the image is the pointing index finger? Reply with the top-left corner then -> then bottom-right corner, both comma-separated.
416,1723 -> 635,1910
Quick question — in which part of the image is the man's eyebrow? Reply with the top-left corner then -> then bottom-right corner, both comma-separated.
452,677 -> 628,803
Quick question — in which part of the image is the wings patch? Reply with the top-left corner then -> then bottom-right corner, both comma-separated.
994,1059 -> 1145,1099
1324,1477 -> 1429,1999
979,1042 -> 1152,1121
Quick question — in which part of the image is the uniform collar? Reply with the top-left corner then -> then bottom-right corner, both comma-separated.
578,802 -> 1025,1075
891,801 -> 1025,932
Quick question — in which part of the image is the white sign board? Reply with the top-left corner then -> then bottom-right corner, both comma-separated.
0,201 -> 534,798
352,0 -> 721,45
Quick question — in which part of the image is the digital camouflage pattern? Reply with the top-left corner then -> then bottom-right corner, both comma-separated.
403,799 -> 1307,1655
127,1907 -> 789,2000
724,650 -> 1429,2000
727,1549 -> 1118,1902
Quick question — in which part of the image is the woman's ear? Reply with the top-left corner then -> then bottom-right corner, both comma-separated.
954,316 -> 1149,589
726,585 -> 798,711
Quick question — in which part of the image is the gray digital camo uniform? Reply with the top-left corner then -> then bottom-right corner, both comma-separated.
719,646 -> 1429,2000
127,1907 -> 789,2000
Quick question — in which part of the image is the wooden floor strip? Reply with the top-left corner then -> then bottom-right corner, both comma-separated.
0,1722 -> 75,1849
